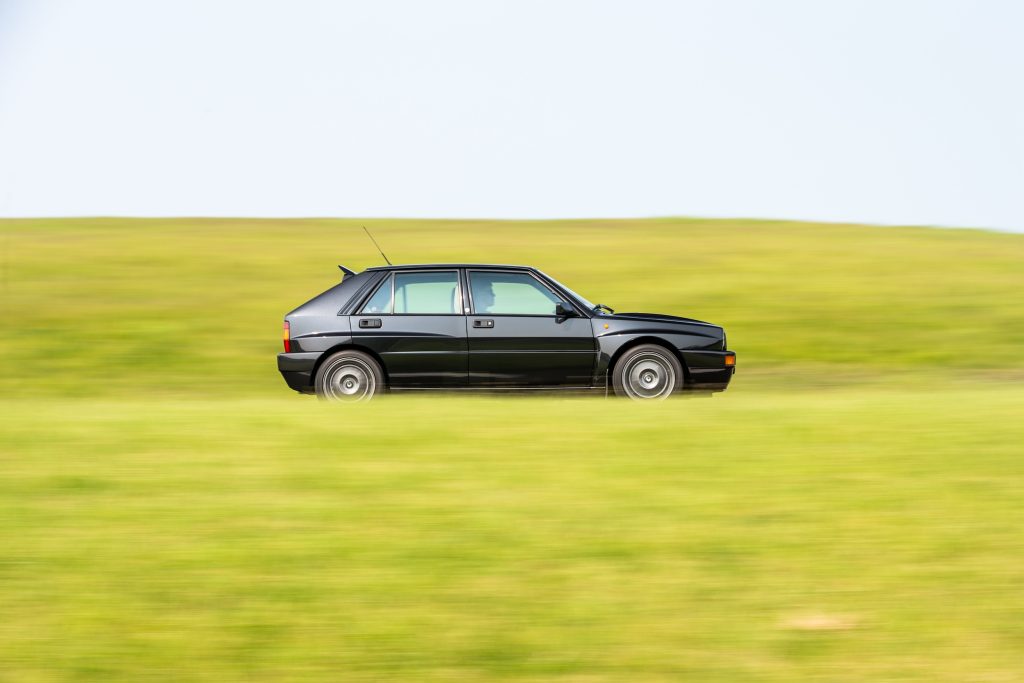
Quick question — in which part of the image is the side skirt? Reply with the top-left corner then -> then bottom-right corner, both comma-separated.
388,386 -> 605,396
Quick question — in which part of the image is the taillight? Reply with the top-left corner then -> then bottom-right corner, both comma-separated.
283,321 -> 291,353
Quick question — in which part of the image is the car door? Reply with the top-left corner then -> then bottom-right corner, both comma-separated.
465,269 -> 596,387
351,270 -> 467,387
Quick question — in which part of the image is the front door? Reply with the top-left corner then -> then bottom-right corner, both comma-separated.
465,269 -> 596,386
351,270 -> 467,387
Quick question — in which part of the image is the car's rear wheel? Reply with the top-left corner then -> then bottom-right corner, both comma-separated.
611,344 -> 682,400
314,350 -> 384,402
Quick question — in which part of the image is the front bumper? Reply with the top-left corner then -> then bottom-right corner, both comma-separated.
278,352 -> 320,394
678,350 -> 736,392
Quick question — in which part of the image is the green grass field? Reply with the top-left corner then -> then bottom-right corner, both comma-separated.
2,217 -> 1023,681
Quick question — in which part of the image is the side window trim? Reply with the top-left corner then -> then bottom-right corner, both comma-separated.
389,272 -> 396,313
458,268 -> 471,315
466,269 -> 569,316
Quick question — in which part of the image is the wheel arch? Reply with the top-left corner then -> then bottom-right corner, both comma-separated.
311,343 -> 390,387
607,336 -> 691,385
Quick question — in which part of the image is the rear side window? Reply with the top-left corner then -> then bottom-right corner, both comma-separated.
359,271 -> 460,315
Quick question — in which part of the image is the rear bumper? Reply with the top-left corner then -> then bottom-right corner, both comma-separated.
678,350 -> 736,393
278,352 -> 320,394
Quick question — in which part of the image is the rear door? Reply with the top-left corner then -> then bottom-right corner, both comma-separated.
465,269 -> 596,387
351,270 -> 467,387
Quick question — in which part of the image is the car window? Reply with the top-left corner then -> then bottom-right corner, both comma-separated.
394,271 -> 460,314
360,271 -> 460,315
360,274 -> 393,314
469,271 -> 564,315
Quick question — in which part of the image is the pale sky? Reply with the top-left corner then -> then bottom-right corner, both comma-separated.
0,0 -> 1021,230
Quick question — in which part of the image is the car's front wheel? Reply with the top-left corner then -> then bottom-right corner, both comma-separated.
314,350 -> 384,402
611,344 -> 682,400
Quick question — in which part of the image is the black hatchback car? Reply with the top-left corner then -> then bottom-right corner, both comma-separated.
278,264 -> 735,400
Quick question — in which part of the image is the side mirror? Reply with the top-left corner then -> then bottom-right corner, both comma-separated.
555,302 -> 576,317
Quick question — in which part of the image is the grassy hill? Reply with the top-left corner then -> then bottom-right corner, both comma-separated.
2,217 -> 1023,682
4,217 -> 1023,396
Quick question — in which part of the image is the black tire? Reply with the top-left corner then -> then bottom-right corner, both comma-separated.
611,344 -> 683,400
314,350 -> 385,402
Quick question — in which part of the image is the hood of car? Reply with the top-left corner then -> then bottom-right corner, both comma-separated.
610,312 -> 716,327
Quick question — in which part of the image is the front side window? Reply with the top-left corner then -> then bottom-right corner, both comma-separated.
360,271 -> 461,314
469,271 -> 565,315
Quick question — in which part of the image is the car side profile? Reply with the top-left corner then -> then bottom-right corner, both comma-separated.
278,264 -> 735,400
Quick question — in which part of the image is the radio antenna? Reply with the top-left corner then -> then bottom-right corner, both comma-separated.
363,226 -> 392,266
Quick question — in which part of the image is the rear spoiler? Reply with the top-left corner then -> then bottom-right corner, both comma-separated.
338,265 -> 356,281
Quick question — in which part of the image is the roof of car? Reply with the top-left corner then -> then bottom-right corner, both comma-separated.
364,263 -> 535,272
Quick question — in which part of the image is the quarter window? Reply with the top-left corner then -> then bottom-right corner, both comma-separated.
360,274 -> 393,314
361,271 -> 461,315
469,271 -> 565,315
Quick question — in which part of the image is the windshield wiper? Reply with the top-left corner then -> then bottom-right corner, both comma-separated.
592,303 -> 615,315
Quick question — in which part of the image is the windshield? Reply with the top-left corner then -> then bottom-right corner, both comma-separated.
542,272 -> 599,312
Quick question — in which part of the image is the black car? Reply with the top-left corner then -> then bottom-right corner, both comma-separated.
278,264 -> 735,400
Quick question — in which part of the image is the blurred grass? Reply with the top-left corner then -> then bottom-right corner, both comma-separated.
2,391 -> 1023,682
2,217 -> 1024,681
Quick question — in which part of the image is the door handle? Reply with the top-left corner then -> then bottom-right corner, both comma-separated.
472,319 -> 494,328
358,318 -> 382,329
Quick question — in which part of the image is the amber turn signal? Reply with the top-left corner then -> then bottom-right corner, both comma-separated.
724,354 -> 736,367
283,321 -> 291,353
